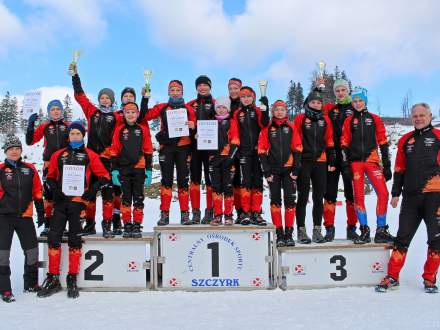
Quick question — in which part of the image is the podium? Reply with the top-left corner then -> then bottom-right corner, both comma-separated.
277,239 -> 392,289
154,225 -> 277,290
38,234 -> 155,291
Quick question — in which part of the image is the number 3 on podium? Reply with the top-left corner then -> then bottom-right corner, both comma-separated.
330,255 -> 347,281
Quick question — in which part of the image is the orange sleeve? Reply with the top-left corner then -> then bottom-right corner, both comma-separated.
394,133 -> 411,173
74,92 -> 97,120
186,104 -> 197,124
142,103 -> 163,123
110,126 -> 122,158
324,115 -> 335,148
29,163 -> 43,200
87,150 -> 111,180
340,116 -> 353,148
294,114 -> 304,144
323,103 -> 335,116
372,113 -> 388,145
46,149 -> 63,181
434,129 -> 440,166
290,122 -> 303,152
31,124 -> 45,145
257,126 -> 270,155
142,124 -> 154,154
229,111 -> 240,146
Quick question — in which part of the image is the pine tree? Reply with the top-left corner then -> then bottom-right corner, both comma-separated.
294,82 -> 304,115
0,92 -> 18,134
341,70 -> 352,93
63,94 -> 73,122
286,80 -> 296,120
334,66 -> 341,79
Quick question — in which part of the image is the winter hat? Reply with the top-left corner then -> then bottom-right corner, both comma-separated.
333,79 -> 350,94
2,135 -> 22,151
304,90 -> 323,105
68,121 -> 86,137
121,87 -> 136,102
228,78 -> 242,89
215,96 -> 231,111
169,80 -> 183,92
239,86 -> 256,98
47,99 -> 64,113
272,100 -> 288,111
98,88 -> 115,105
195,75 -> 212,89
123,102 -> 139,113
352,87 -> 368,105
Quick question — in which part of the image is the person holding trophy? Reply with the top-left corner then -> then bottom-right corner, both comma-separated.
25,99 -> 70,237
187,76 -> 216,224
230,85 -> 270,225
69,60 -> 123,236
140,80 -> 196,225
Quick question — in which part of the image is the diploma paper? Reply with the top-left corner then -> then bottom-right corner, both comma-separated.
22,90 -> 42,120
62,165 -> 85,196
166,108 -> 189,138
197,120 -> 218,150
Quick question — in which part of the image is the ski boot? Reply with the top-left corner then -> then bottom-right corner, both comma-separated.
23,284 -> 41,293
424,280 -> 438,294
157,211 -> 170,226
240,212 -> 251,226
276,228 -> 286,247
374,225 -> 394,243
102,220 -> 114,239
191,208 -> 201,225
122,222 -> 133,238
201,208 -> 214,224
224,214 -> 234,226
112,213 -> 123,235
40,219 -> 50,237
210,215 -> 222,226
324,225 -> 335,242
284,227 -> 295,247
1,291 -> 15,303
375,275 -> 399,292
131,222 -> 142,239
66,274 -> 79,299
312,226 -> 325,243
82,219 -> 96,236
251,212 -> 267,226
297,227 -> 311,244
181,211 -> 192,225
355,225 -> 371,244
347,225 -> 360,241
37,273 -> 62,298
235,209 -> 243,224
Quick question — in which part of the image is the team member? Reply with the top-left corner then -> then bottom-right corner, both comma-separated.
38,122 -> 111,299
258,100 -> 302,246
26,100 -> 69,236
376,103 -> 440,293
0,136 -> 44,303
341,87 -> 394,244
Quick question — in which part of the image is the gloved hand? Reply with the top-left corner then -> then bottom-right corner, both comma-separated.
112,170 -> 121,186
144,169 -> 152,187
342,165 -> 353,181
82,189 -> 96,202
28,113 -> 38,125
383,165 -> 392,182
51,188 -> 66,203
37,213 -> 45,228
259,96 -> 269,109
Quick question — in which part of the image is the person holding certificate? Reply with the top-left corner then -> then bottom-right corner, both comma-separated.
38,122 -> 111,299
70,63 -> 123,235
187,76 -> 216,224
140,80 -> 196,225
25,99 -> 70,237
0,136 -> 45,303
230,86 -> 270,226
110,102 -> 153,238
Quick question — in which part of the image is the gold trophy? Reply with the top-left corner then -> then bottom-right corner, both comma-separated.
317,60 -> 326,89
143,69 -> 152,97
68,50 -> 81,76
258,80 -> 268,111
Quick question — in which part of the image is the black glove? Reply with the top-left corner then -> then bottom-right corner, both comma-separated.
25,114 -> 39,145
28,113 -> 38,125
326,147 -> 337,168
210,155 -> 223,168
82,181 -> 101,201
379,144 -> 391,168
291,151 -> 302,177
34,199 -> 45,227
342,165 -> 353,181
224,144 -> 238,169
47,179 -> 66,203
383,165 -> 392,182
72,73 -> 85,94
259,96 -> 269,109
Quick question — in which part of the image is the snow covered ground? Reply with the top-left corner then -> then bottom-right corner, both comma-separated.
1,125 -> 439,330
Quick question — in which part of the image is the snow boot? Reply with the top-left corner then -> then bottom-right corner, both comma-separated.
240,212 -> 251,226
157,211 -> 170,226
102,221 -> 114,239
122,222 -> 133,238
284,227 -> 295,247
37,273 -> 62,298
312,226 -> 325,243
210,215 -> 222,226
224,214 -> 233,225
235,209 -> 243,224
112,213 -> 123,235
375,275 -> 399,292
66,274 -> 79,299
23,284 -> 41,293
355,225 -> 371,244
324,225 -> 335,242
82,219 -> 96,236
276,228 -> 285,247
131,222 -> 142,239
251,212 -> 267,226
297,227 -> 311,244
40,219 -> 50,237
374,225 -> 394,243
1,291 -> 15,303
347,225 -> 360,241
201,208 -> 214,224
424,280 -> 438,294
181,211 -> 192,225
191,208 -> 201,224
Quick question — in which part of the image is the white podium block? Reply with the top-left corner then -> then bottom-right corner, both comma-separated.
278,240 -> 392,289
154,225 -> 276,290
39,234 -> 154,291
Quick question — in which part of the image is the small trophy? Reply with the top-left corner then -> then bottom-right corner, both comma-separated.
143,69 -> 152,97
317,60 -> 326,89
68,50 -> 81,76
258,80 -> 268,111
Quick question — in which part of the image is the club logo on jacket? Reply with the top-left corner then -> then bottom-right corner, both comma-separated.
135,129 -> 141,136
365,118 -> 373,126
318,119 -> 325,127
424,137 -> 435,147
283,127 -> 290,134
304,118 -> 312,129
76,153 -> 86,161
105,115 -> 114,123
20,167 -> 31,176
238,112 -> 246,123
59,125 -> 66,131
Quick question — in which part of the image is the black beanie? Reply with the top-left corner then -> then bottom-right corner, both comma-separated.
304,90 -> 323,106
195,75 -> 212,89
121,87 -> 136,102
68,121 -> 86,137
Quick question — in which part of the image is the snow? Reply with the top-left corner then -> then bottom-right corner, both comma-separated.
1,125 -> 439,330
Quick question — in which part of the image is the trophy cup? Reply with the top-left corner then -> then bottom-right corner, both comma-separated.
143,69 -> 152,97
258,80 -> 268,111
68,50 -> 81,76
317,60 -> 326,89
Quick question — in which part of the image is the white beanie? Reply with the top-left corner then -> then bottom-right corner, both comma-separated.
215,96 -> 231,110
333,79 -> 350,94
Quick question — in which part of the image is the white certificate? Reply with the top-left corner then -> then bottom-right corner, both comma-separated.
22,90 -> 42,120
197,120 -> 218,150
62,165 -> 85,196
166,108 -> 189,138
